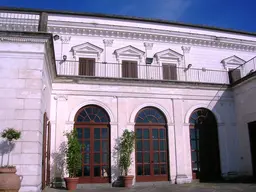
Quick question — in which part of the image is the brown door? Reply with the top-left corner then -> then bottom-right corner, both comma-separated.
42,113 -> 51,190
135,126 -> 168,182
74,105 -> 110,183
135,107 -> 169,182
76,125 -> 110,183
248,121 -> 256,177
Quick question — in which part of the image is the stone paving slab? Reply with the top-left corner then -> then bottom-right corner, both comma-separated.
46,182 -> 256,192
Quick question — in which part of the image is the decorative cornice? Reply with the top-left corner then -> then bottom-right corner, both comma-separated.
48,25 -> 256,52
103,39 -> 114,47
0,36 -> 47,43
144,42 -> 154,50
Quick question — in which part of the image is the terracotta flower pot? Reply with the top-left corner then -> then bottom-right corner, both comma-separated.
0,167 -> 21,192
123,175 -> 134,188
64,177 -> 79,190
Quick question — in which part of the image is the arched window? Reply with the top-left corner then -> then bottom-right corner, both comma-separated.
135,107 -> 166,124
189,108 -> 221,181
135,107 -> 168,182
74,105 -> 110,183
75,105 -> 110,123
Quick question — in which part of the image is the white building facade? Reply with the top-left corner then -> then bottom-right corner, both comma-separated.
0,8 -> 256,192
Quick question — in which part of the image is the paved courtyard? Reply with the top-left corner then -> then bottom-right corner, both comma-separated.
46,182 -> 256,192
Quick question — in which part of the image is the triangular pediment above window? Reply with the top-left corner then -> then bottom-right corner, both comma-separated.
154,49 -> 183,63
71,42 -> 103,59
221,55 -> 245,69
114,45 -> 145,62
221,55 -> 245,65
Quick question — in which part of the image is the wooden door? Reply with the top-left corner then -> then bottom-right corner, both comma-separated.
42,113 -> 51,190
248,121 -> 256,177
135,126 -> 168,182
74,105 -> 110,183
76,125 -> 110,183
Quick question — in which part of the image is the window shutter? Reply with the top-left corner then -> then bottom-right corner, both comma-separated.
88,59 -> 95,76
170,64 -> 177,80
162,64 -> 171,80
79,58 -> 95,76
130,61 -> 138,78
122,61 -> 129,77
228,68 -> 241,83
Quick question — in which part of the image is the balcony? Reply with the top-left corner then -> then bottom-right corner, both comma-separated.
229,56 -> 256,84
55,60 -> 230,84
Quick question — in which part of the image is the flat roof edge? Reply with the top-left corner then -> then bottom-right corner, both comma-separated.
0,6 -> 255,37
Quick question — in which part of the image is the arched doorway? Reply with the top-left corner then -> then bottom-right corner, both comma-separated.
135,107 -> 169,182
189,108 -> 221,182
74,105 -> 110,183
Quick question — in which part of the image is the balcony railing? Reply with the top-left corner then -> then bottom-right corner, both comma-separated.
56,60 -> 229,84
229,56 -> 256,84
0,10 -> 40,32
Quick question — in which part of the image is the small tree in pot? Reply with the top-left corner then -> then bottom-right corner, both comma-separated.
0,128 -> 21,192
64,129 -> 82,190
119,129 -> 135,188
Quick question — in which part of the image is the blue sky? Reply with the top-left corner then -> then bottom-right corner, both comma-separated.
1,0 -> 255,33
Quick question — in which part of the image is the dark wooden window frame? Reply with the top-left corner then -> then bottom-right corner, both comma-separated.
42,112 -> 51,190
79,58 -> 96,76
121,60 -> 138,78
74,105 -> 111,184
135,107 -> 169,182
162,63 -> 177,80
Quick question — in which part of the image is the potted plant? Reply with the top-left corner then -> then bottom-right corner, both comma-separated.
119,129 -> 135,188
0,128 -> 21,192
64,129 -> 82,190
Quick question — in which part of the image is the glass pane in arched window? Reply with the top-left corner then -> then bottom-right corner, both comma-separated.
76,105 -> 110,123
135,107 -> 166,123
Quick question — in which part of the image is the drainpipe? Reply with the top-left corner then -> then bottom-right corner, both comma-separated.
171,98 -> 178,184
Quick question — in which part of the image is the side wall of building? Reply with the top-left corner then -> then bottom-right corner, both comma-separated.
0,39 -> 52,192
233,77 -> 256,176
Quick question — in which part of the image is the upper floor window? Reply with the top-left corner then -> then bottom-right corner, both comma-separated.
122,60 -> 138,78
228,68 -> 241,83
221,55 -> 245,83
79,58 -> 95,76
162,63 -> 177,80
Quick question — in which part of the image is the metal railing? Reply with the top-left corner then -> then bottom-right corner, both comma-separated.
229,56 -> 256,84
56,60 -> 229,84
0,10 -> 40,32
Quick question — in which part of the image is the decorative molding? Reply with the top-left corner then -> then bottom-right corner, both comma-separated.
154,48 -> 183,64
221,55 -> 246,69
103,39 -> 114,47
71,42 -> 103,60
47,25 -> 256,52
144,42 -> 154,50
54,95 -> 68,101
181,46 -> 191,53
114,45 -> 145,62
60,35 -> 71,44
0,36 -> 47,43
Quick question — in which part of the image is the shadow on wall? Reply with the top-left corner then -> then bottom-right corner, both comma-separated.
111,137 -> 125,187
51,141 -> 66,188
0,140 -> 15,166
